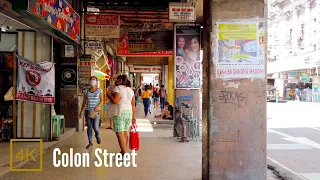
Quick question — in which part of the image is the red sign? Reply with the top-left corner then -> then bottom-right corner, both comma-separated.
85,14 -> 119,25
29,0 -> 81,43
117,35 -> 173,57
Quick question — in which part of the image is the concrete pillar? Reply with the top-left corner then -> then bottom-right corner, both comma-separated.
292,8 -> 299,52
202,0 -> 267,179
305,2 -> 312,50
317,0 -> 320,50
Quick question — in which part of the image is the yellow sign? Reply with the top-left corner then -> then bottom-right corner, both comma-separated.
10,139 -> 43,172
218,23 -> 257,40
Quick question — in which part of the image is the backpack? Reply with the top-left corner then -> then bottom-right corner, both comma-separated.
160,89 -> 166,97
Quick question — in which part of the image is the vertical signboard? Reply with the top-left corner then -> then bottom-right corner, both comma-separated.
77,55 -> 92,95
174,25 -> 201,89
215,20 -> 265,79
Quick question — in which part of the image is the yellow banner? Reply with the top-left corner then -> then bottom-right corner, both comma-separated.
218,23 -> 257,40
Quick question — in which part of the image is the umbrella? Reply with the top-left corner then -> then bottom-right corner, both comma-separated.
94,70 -> 110,80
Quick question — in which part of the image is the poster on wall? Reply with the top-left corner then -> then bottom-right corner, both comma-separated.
128,31 -> 173,52
174,25 -> 201,89
85,14 -> 120,38
215,20 -> 265,79
16,55 -> 55,104
77,55 -> 92,95
61,58 -> 77,88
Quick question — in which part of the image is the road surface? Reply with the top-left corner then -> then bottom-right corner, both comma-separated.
268,101 -> 320,180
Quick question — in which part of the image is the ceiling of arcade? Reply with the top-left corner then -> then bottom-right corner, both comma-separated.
85,0 -> 203,68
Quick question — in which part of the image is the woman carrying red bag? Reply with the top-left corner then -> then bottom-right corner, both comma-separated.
107,75 -> 137,155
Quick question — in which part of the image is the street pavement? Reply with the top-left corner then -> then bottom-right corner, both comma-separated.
267,101 -> 320,180
0,104 -> 280,180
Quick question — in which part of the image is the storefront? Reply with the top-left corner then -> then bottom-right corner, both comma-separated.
0,0 -> 81,142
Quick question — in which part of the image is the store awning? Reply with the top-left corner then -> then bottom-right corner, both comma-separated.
94,70 -> 110,80
12,0 -> 80,44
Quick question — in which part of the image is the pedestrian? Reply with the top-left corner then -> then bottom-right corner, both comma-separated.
79,76 -> 103,149
107,74 -> 136,155
141,85 -> 153,117
159,85 -> 167,111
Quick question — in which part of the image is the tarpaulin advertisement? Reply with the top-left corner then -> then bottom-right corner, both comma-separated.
28,0 -> 81,43
216,20 -> 265,79
85,14 -> 120,38
16,55 -> 55,104
128,31 -> 173,52
174,25 -> 201,89
117,35 -> 173,57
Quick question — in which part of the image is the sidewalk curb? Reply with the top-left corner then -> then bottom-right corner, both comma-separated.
0,128 -> 76,178
267,157 -> 308,180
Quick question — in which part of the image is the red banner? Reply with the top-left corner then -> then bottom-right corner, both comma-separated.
117,35 -> 173,57
29,0 -> 81,43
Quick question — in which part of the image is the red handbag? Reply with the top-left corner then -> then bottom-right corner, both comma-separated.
129,122 -> 140,151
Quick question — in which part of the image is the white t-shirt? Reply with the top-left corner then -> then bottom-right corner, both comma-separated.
113,85 -> 134,110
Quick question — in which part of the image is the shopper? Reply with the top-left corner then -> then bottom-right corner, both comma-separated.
159,85 -> 167,111
79,76 -> 103,149
141,85 -> 152,117
107,75 -> 136,155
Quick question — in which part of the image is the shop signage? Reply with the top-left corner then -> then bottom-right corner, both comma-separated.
117,35 -> 173,57
130,66 -> 162,73
174,25 -> 201,89
65,45 -> 74,57
85,14 -> 120,38
85,41 -> 103,50
61,58 -> 77,88
16,55 -> 55,104
28,0 -> 81,43
128,31 -> 173,52
169,2 -> 196,22
78,55 -> 92,78
215,20 -> 265,79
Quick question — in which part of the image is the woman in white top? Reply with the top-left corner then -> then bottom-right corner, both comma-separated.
107,75 -> 136,155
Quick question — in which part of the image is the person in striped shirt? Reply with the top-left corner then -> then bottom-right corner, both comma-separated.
79,76 -> 104,149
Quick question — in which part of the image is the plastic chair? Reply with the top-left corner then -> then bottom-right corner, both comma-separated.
52,115 -> 65,137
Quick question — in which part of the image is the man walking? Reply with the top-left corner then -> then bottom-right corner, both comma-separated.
159,85 -> 167,111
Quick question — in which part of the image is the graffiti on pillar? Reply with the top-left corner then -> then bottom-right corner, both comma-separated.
218,91 -> 247,107
175,90 -> 194,106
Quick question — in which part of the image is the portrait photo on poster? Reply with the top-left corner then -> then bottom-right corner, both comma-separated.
174,25 -> 201,89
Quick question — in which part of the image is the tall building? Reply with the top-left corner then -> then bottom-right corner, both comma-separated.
268,0 -> 320,102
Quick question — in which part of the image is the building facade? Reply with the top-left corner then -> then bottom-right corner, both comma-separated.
268,0 -> 320,102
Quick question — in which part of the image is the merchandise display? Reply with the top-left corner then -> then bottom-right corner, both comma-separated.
0,52 -> 16,142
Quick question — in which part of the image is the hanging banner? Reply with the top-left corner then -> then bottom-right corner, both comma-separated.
117,35 -> 172,56
28,0 -> 81,43
215,20 -> 265,79
169,2 -> 196,22
128,31 -> 173,52
174,25 -> 201,89
85,14 -> 120,38
16,55 -> 55,104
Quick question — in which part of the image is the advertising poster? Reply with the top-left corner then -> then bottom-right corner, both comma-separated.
174,25 -> 201,89
61,58 -> 77,88
216,21 -> 265,79
28,0 -> 81,43
117,35 -> 173,57
77,55 -> 92,95
85,14 -> 120,38
16,55 -> 55,104
128,31 -> 173,52
169,2 -> 196,22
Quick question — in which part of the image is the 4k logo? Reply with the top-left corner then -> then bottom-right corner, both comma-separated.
10,139 -> 43,172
